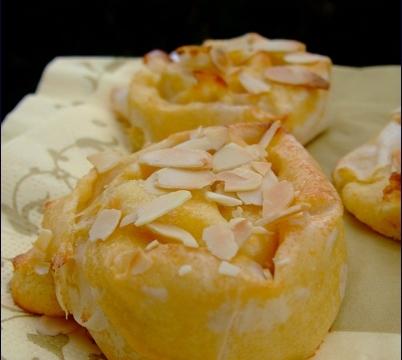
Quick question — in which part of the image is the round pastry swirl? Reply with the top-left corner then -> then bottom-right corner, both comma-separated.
11,123 -> 345,360
113,33 -> 332,149
333,108 -> 401,240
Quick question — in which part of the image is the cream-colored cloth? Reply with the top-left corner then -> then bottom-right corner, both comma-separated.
1,57 -> 400,359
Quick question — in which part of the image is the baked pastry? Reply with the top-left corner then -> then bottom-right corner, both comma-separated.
11,123 -> 346,360
112,33 -> 332,149
333,108 -> 401,240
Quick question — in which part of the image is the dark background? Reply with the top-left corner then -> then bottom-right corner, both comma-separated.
1,0 -> 400,119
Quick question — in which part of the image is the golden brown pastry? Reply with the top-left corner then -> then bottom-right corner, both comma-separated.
12,123 -> 346,360
333,108 -> 401,240
112,33 -> 332,149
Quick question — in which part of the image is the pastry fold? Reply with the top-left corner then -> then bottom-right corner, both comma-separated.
333,108 -> 401,240
113,33 -> 332,149
12,123 -> 345,360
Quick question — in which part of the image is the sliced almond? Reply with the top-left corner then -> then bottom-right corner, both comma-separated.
256,39 -> 304,53
178,264 -> 193,276
203,223 -> 239,260
245,144 -> 267,160
135,190 -> 191,226
236,188 -> 263,206
139,148 -> 212,169
156,168 -> 215,190
205,191 -> 242,206
130,250 -> 152,275
145,239 -> 160,251
218,261 -> 240,277
174,137 -> 212,151
112,248 -> 150,276
239,71 -> 271,94
213,142 -> 254,171
204,126 -> 229,150
143,173 -> 168,195
89,209 -> 122,241
120,212 -> 138,227
259,121 -> 281,149
87,151 -> 122,173
112,88 -> 128,118
255,204 -> 304,226
265,66 -> 329,90
251,161 -> 271,176
262,180 -> 294,218
147,222 -> 199,248
229,218 -> 253,247
216,167 -> 262,192
237,165 -> 278,205
284,52 -> 330,64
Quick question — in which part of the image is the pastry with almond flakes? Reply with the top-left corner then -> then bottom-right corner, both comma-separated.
11,122 -> 346,360
112,33 -> 332,149
333,108 -> 401,240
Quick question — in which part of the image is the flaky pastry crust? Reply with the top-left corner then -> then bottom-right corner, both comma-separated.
12,123 -> 345,360
112,33 -> 332,150
333,109 -> 401,240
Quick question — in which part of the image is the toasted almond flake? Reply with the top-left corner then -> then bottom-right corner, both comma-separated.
178,264 -> 193,276
190,126 -> 204,139
139,148 -> 212,169
236,188 -> 263,205
130,250 -> 152,275
135,190 -> 191,226
174,137 -> 212,151
205,191 -> 243,206
89,209 -> 122,242
218,261 -> 240,277
255,204 -> 304,226
120,212 -> 138,227
259,121 -> 281,149
212,142 -> 254,172
147,222 -> 199,248
35,229 -> 53,252
251,161 -> 271,176
263,180 -> 294,218
203,224 -> 239,260
257,39 -> 304,53
204,126 -> 229,150
252,226 -> 269,234
265,66 -> 329,89
35,316 -> 79,336
232,206 -> 244,218
216,167 -> 262,192
239,71 -> 271,94
145,239 -> 160,251
156,168 -> 215,190
245,144 -> 267,160
34,262 -> 50,275
284,52 -> 329,64
229,218 -> 253,247
87,151 -> 122,173
143,173 -> 168,195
